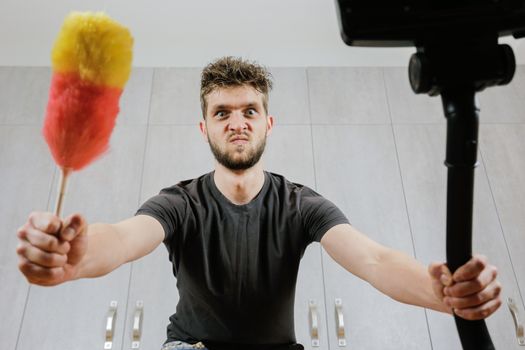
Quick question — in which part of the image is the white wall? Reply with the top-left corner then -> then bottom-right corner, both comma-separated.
0,0 -> 524,67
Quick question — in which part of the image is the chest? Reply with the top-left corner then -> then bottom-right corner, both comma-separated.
177,207 -> 305,299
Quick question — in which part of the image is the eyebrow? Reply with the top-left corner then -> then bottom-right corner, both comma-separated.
211,102 -> 260,112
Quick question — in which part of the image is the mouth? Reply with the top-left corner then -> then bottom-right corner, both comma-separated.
229,136 -> 249,145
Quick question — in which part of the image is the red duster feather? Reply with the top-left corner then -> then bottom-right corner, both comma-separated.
42,12 -> 133,216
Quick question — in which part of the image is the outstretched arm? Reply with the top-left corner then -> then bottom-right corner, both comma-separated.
320,224 -> 501,319
73,214 -> 165,280
17,212 -> 165,286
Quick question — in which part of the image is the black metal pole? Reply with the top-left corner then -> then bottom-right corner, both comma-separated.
441,87 -> 495,350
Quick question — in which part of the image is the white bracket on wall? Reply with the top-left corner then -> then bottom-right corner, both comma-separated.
132,300 -> 144,349
104,301 -> 118,349
335,298 -> 346,347
508,297 -> 525,346
309,299 -> 320,347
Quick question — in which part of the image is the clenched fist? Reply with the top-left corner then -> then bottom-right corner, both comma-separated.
16,212 -> 87,286
429,255 -> 502,320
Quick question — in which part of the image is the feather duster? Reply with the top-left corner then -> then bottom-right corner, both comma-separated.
42,12 -> 133,216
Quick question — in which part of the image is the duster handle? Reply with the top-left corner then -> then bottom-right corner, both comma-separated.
54,167 -> 72,218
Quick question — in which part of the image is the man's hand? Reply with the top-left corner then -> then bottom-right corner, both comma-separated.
16,212 -> 88,286
429,255 -> 502,320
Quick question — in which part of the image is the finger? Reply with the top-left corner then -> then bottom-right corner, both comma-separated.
60,213 -> 85,242
452,255 -> 488,282
454,297 -> 502,320
28,212 -> 62,234
444,280 -> 502,309
22,225 -> 70,255
18,256 -> 66,286
445,265 -> 498,297
17,241 -> 67,268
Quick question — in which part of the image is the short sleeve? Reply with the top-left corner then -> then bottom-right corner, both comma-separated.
135,189 -> 186,244
300,189 -> 350,243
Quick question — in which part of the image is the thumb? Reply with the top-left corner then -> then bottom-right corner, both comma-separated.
60,213 -> 86,242
428,261 -> 444,280
429,261 -> 453,301
61,213 -> 88,267
440,264 -> 453,287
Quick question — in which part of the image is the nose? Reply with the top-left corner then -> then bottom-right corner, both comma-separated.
228,111 -> 248,132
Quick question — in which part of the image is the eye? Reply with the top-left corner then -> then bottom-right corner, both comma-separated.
245,108 -> 257,116
215,111 -> 227,118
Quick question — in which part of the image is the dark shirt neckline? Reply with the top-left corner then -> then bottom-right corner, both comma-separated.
208,170 -> 270,212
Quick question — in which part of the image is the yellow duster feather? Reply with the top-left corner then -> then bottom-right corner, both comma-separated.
51,12 -> 133,88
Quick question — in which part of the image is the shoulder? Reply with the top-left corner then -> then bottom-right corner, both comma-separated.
264,171 -> 328,214
138,173 -> 211,213
265,171 -> 319,196
159,172 -> 211,197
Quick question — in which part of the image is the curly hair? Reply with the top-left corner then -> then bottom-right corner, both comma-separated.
200,56 -> 273,118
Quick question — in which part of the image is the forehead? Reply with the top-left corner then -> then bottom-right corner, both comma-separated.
206,85 -> 264,110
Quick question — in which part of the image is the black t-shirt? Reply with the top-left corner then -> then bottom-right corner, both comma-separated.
135,171 -> 349,347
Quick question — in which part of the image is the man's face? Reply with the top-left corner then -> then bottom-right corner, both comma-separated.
200,85 -> 273,171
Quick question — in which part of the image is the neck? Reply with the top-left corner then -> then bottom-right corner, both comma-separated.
213,162 -> 265,205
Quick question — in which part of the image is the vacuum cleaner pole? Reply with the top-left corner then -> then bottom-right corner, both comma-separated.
442,87 -> 479,274
442,87 -> 494,350
409,37 -> 516,350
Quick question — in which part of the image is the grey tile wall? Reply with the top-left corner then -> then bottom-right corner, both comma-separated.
0,126 -> 56,350
0,67 -> 51,125
1,65 -> 524,350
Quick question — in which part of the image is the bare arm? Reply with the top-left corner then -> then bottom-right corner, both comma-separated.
321,224 -> 502,320
17,212 -> 165,286
320,223 -> 450,313
73,215 -> 165,280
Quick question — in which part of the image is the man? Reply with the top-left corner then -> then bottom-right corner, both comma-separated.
17,57 -> 502,350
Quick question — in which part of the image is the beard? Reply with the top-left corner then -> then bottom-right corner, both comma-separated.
208,132 -> 267,171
